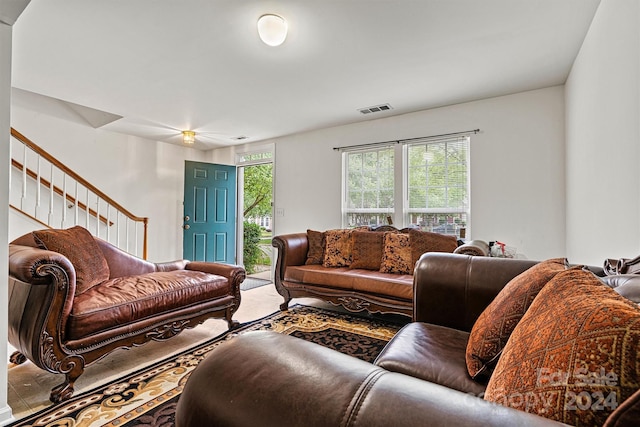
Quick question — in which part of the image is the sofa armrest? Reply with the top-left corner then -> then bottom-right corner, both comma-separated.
8,244 -> 76,365
413,253 -> 537,331
271,233 -> 309,280
9,244 -> 76,289
600,274 -> 640,303
185,261 -> 246,289
176,331 -> 566,427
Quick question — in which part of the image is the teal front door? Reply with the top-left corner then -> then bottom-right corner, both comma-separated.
183,161 -> 237,263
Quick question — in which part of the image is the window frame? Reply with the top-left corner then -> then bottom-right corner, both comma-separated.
341,145 -> 398,228
342,136 -> 470,237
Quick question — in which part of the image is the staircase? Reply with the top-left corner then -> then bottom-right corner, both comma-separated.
9,128 -> 148,259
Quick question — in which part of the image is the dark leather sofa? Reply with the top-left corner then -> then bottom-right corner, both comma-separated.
176,253 -> 640,426
8,227 -> 245,403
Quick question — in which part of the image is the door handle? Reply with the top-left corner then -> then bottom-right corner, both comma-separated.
183,224 -> 190,230
184,216 -> 190,221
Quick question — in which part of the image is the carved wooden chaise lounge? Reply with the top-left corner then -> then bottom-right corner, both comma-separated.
8,226 -> 245,402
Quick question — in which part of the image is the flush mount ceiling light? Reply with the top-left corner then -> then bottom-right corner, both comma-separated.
182,130 -> 195,144
257,14 -> 288,46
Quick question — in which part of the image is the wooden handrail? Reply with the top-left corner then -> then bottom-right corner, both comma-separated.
10,127 -> 149,259
11,128 -> 146,222
11,159 -> 114,227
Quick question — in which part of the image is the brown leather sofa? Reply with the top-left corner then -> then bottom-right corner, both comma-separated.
8,227 -> 245,403
272,228 -> 488,318
176,253 -> 640,426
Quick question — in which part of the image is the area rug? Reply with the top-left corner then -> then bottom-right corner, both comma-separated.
9,305 -> 404,427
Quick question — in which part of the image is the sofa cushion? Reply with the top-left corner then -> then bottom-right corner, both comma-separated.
484,268 -> 640,426
284,265 -> 413,300
32,226 -> 110,295
350,230 -> 384,271
465,258 -> 569,381
68,270 -> 230,340
380,232 -> 412,274
305,229 -> 325,265
409,228 -> 458,266
323,229 -> 353,267
375,322 -> 486,395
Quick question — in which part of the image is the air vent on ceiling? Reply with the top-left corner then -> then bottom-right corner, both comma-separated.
358,103 -> 393,115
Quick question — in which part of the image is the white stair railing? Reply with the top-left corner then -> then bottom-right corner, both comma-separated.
9,128 -> 148,259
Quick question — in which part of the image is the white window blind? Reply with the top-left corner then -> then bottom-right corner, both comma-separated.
405,136 -> 469,236
344,146 -> 395,227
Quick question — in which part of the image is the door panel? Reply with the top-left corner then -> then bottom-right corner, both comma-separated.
183,161 -> 236,263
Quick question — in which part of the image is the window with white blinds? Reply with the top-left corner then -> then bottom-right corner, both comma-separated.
344,146 -> 395,227
342,135 -> 470,238
405,136 -> 469,236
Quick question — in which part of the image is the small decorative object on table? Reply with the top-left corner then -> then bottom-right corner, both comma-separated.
489,240 -> 517,258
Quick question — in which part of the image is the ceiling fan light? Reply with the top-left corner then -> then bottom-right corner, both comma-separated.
182,130 -> 195,144
257,14 -> 288,47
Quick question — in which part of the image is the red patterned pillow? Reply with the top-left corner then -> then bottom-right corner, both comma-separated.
466,258 -> 569,381
305,229 -> 325,265
323,229 -> 353,267
32,226 -> 110,295
409,228 -> 458,266
484,268 -> 640,426
350,231 -> 384,270
379,232 -> 411,274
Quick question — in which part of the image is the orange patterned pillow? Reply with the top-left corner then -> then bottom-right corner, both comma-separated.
32,226 -> 110,295
466,258 -> 569,381
379,232 -> 411,274
350,231 -> 384,270
305,229 -> 325,265
409,228 -> 458,266
484,268 -> 640,426
323,229 -> 353,267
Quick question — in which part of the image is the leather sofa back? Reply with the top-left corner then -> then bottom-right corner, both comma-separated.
10,230 -> 189,280
413,253 -> 537,330
176,331 -> 564,427
413,253 -> 638,331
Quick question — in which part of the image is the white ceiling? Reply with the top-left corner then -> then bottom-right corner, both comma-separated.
11,0 -> 601,150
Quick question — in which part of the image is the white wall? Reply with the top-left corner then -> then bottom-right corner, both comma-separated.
1,19 -> 14,427
252,86 -> 566,261
10,78 -> 570,266
565,0 -> 640,266
10,94 -> 207,262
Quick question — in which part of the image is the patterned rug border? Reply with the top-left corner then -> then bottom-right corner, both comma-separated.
8,304 -> 405,427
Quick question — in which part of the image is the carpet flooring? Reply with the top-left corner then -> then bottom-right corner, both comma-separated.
8,305 -> 404,427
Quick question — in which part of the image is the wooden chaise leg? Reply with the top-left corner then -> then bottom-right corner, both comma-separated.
9,351 -> 27,365
279,296 -> 291,311
49,358 -> 85,403
225,306 -> 240,330
227,317 -> 240,330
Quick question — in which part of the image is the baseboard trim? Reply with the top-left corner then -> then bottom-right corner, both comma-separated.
0,404 -> 14,426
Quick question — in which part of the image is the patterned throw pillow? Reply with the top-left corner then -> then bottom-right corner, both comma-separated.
323,229 -> 354,267
409,228 -> 458,266
305,229 -> 325,265
379,232 -> 412,274
350,231 -> 384,270
32,225 -> 110,295
466,258 -> 569,381
484,268 -> 640,426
